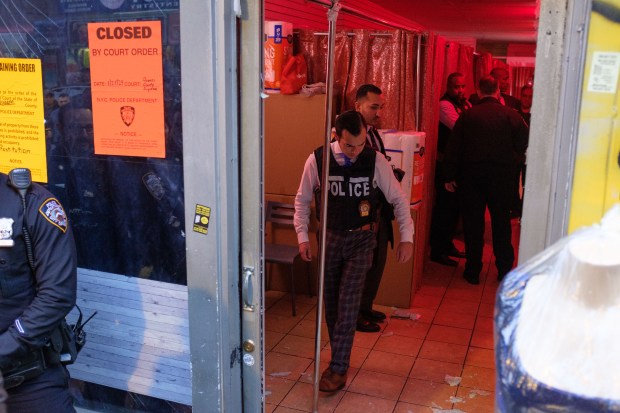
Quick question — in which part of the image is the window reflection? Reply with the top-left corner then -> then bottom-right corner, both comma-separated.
1,1 -> 188,411
1,0 -> 185,285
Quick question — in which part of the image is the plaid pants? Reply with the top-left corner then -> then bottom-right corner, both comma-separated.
323,229 -> 376,375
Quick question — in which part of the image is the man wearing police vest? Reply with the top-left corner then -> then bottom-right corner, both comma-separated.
0,169 -> 77,412
294,110 -> 414,392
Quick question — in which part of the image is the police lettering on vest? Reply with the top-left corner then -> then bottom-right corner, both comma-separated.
314,146 -> 381,231
328,176 -> 370,198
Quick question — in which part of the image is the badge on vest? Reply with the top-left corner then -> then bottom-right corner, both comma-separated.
0,217 -> 15,247
359,200 -> 370,217
39,198 -> 68,233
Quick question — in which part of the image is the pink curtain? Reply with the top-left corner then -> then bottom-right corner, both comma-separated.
297,29 -> 417,131
297,29 -> 352,113
345,29 -> 416,130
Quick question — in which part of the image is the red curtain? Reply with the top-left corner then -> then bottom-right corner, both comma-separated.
437,41 -> 475,99
457,45 -> 475,99
297,29 -> 417,131
473,52 -> 493,89
442,41 -> 460,87
417,31 -> 442,280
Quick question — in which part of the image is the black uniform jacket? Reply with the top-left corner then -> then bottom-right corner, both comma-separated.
443,97 -> 529,182
0,173 -> 77,360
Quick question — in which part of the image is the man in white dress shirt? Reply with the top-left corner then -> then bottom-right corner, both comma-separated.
294,110 -> 414,391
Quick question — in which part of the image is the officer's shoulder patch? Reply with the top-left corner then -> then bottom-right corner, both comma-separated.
38,198 -> 68,233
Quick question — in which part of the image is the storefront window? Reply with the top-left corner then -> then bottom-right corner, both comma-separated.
1,0 -> 186,285
1,1 -> 187,411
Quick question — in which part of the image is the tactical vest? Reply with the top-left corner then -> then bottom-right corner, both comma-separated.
314,146 -> 381,231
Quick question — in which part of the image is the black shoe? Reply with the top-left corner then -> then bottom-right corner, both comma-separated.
360,309 -> 386,322
356,319 -> 380,333
497,265 -> 512,282
430,254 -> 458,267
463,271 -> 480,285
447,246 -> 466,258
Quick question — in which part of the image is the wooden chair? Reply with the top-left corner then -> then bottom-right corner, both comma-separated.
264,201 -> 313,316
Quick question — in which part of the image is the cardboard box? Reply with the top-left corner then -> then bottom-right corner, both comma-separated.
375,205 -> 421,308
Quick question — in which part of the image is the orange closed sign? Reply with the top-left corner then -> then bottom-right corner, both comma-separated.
88,21 -> 165,158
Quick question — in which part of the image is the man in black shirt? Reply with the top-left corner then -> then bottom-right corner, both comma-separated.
469,67 -> 521,111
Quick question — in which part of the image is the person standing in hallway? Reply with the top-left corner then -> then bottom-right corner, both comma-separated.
429,73 -> 470,266
470,67 -> 524,219
444,76 -> 528,284
353,84 -> 395,333
294,110 -> 414,392
469,67 -> 522,111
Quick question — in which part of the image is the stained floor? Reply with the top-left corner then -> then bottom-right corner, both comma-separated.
264,219 -> 520,412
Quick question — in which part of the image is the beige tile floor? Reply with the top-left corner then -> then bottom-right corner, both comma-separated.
265,220 -> 520,412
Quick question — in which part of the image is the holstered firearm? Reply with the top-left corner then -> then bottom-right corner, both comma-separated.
2,308 -> 93,390
2,349 -> 47,390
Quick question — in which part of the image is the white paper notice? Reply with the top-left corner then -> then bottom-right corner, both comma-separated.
587,52 -> 620,94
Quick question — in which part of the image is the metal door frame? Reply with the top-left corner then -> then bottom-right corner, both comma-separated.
180,0 -> 244,411
239,0 -> 266,412
519,0 -> 591,261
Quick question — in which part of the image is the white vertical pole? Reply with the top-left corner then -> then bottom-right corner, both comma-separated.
312,1 -> 340,412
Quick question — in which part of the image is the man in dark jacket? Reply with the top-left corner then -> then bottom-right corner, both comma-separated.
469,67 -> 521,111
444,77 -> 528,284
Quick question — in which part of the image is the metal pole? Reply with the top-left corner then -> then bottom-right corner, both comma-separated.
313,1 -> 339,411
415,33 -> 422,131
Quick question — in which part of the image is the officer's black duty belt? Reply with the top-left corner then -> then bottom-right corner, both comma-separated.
3,348 -> 47,389
346,222 -> 377,232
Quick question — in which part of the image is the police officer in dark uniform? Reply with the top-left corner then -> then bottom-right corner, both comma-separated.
444,77 -> 528,284
0,170 -> 77,413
